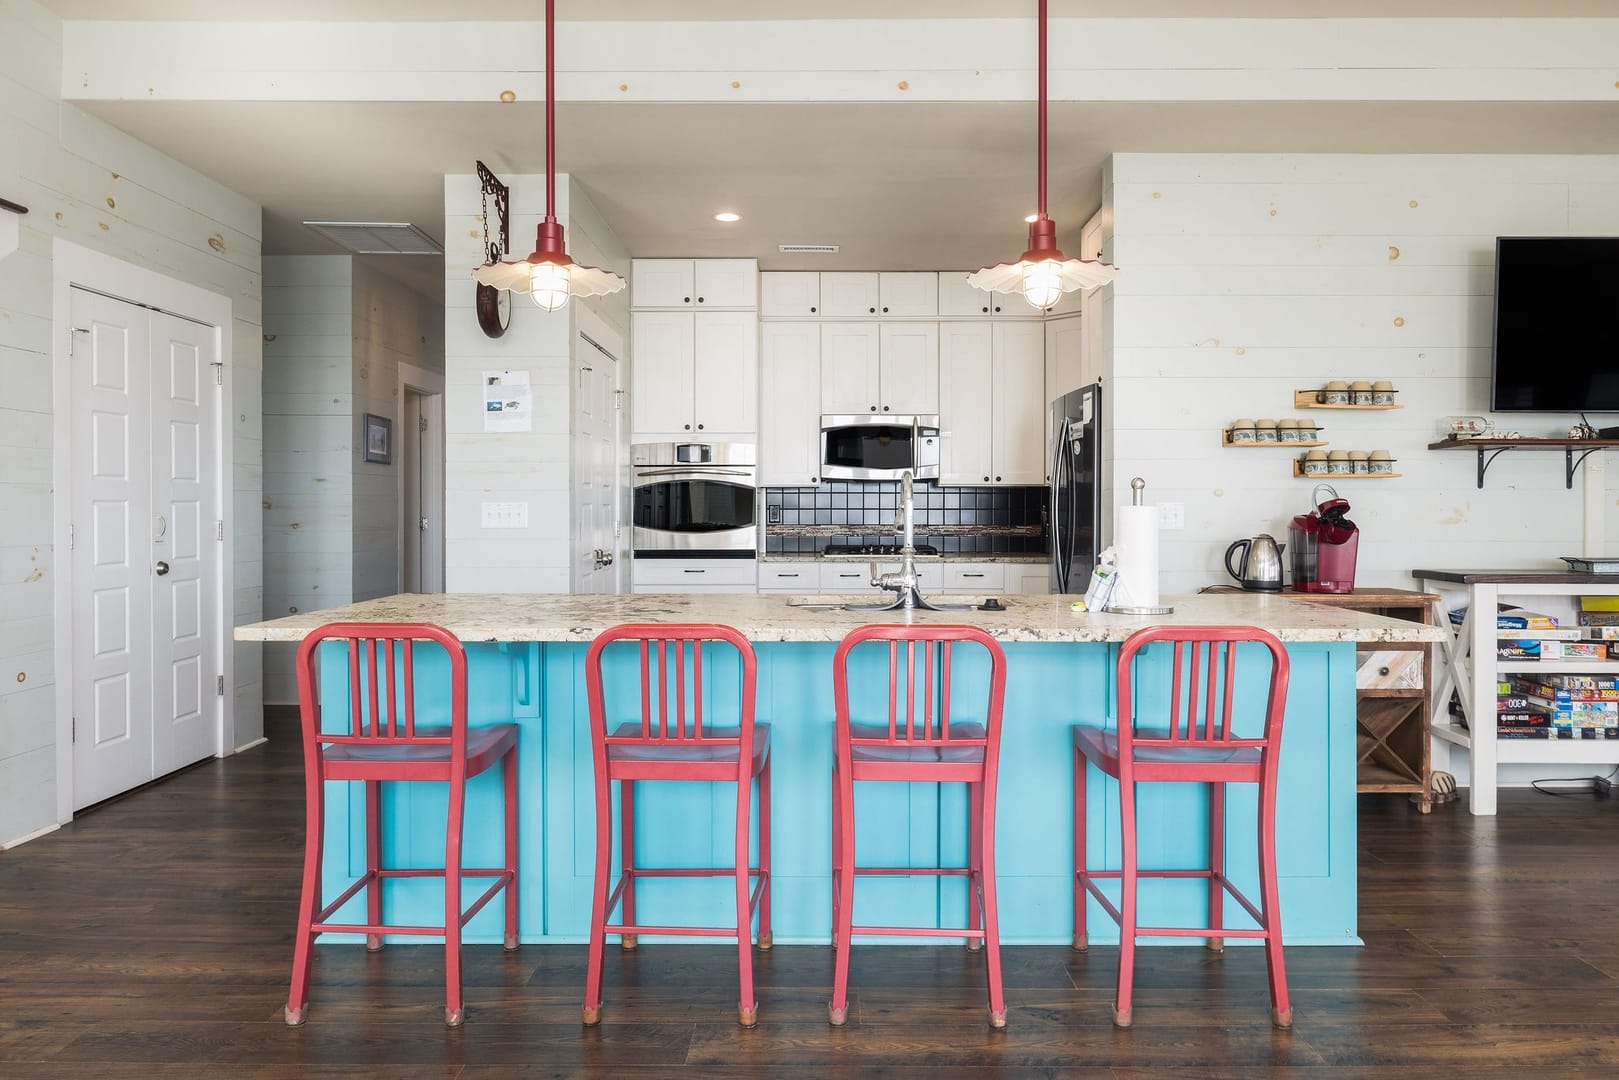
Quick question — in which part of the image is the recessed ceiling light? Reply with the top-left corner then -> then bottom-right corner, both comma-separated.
1024,214 -> 1039,223
714,212 -> 741,223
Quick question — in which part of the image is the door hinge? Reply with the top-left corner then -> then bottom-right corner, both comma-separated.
419,415 -> 428,433
71,716 -> 76,743
614,389 -> 626,410
67,523 -> 75,550
70,327 -> 89,357
211,361 -> 223,385
216,519 -> 225,541
217,675 -> 225,696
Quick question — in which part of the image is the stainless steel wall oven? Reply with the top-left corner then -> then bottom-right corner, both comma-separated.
631,442 -> 757,556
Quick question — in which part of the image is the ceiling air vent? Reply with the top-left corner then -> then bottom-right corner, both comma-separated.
304,221 -> 443,255
778,244 -> 840,254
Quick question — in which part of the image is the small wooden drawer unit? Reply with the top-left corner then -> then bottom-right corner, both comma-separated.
1357,648 -> 1424,691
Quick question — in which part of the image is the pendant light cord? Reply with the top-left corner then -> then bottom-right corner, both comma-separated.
545,0 -> 556,225
1037,0 -> 1047,223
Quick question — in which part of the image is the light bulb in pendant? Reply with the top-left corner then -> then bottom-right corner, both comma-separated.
529,263 -> 571,311
1021,260 -> 1063,310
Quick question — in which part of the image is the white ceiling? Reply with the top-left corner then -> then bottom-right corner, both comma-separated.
39,1 -> 1619,18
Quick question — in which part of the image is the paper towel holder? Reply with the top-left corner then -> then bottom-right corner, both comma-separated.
1104,477 -> 1174,616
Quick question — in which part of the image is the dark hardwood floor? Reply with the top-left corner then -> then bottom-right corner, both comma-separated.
4,708 -> 1619,1078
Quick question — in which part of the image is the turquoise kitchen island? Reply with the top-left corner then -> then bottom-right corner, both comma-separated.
236,592 -> 1440,948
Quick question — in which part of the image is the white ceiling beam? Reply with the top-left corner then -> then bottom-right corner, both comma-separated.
62,18 -> 1619,105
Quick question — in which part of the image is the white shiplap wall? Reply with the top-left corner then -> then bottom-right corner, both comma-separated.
0,0 -> 262,846
1103,154 -> 1619,595
262,255 -> 353,704
442,173 -> 629,594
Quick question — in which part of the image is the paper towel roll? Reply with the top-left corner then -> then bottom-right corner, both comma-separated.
1113,504 -> 1161,608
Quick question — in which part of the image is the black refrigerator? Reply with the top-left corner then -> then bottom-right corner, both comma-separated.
1049,382 -> 1102,594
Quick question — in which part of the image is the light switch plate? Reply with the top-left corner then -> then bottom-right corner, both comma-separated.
1158,502 -> 1185,530
481,501 -> 529,529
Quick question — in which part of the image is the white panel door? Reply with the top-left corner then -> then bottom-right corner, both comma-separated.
631,311 -> 695,436
759,272 -> 820,317
630,259 -> 695,308
572,324 -> 623,594
938,322 -> 993,485
759,322 -> 823,486
692,310 -> 758,436
878,322 -> 939,414
992,321 -> 1047,485
819,272 -> 880,317
878,273 -> 938,317
693,259 -> 758,308
820,322 -> 880,414
71,290 -> 155,808
149,312 -> 221,777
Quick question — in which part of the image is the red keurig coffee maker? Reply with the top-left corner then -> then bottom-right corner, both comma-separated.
1290,485 -> 1359,593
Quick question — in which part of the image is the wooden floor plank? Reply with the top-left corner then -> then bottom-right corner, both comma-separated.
3,710 -> 1619,1073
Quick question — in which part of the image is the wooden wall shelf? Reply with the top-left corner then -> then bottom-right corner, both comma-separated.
1223,434 -> 1328,448
1427,437 -> 1619,489
1294,390 -> 1401,410
1293,462 -> 1400,479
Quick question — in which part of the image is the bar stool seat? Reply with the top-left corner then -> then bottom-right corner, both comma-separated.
605,721 -> 770,771
1073,625 -> 1292,1030
849,721 -> 988,765
322,724 -> 517,774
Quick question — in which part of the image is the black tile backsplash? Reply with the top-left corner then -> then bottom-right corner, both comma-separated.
763,480 -> 1049,556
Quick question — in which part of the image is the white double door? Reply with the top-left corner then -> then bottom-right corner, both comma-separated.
71,287 -> 222,810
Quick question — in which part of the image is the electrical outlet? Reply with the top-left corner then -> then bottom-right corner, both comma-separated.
1158,502 -> 1185,530
767,505 -> 783,525
1595,776 -> 1612,798
481,501 -> 529,529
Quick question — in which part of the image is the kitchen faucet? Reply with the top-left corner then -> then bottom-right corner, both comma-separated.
861,470 -> 965,612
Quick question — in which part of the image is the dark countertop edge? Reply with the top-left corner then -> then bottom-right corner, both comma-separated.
1411,569 -> 1619,585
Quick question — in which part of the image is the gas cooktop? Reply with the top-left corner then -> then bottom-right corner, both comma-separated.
822,543 -> 939,557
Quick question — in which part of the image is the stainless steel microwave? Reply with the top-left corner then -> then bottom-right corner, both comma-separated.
819,415 -> 940,481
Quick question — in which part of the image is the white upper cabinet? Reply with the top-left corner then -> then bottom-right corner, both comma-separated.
877,272 -> 938,317
991,321 -> 1047,484
819,272 -> 881,317
694,259 -> 759,308
938,322 -> 993,484
759,272 -> 821,317
632,310 -> 757,439
877,322 -> 939,414
759,322 -> 822,486
632,311 -> 697,436
820,322 -> 880,414
632,258 -> 757,308
938,269 -> 1043,318
1045,314 -> 1086,403
632,259 -> 697,307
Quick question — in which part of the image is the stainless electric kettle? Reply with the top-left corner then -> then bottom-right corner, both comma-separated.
1224,534 -> 1285,592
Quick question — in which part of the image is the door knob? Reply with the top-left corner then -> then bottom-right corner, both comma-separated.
155,560 -> 170,576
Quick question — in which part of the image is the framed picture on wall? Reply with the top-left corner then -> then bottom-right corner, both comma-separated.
362,413 -> 393,465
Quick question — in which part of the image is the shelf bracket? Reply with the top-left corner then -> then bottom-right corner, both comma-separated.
1475,447 -> 1512,489
1566,446 -> 1601,490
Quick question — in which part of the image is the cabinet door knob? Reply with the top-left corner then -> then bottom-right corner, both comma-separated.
984,475 -> 990,482
982,305 -> 990,313
882,306 -> 889,313
683,296 -> 691,303
995,475 -> 1001,482
994,306 -> 1002,313
697,296 -> 705,303
684,424 -> 692,430
882,406 -> 890,412
869,307 -> 876,313
810,306 -> 816,313
1379,666 -> 1391,676
870,406 -> 877,412
697,423 -> 705,430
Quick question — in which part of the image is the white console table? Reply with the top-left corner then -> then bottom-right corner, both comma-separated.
1412,568 -> 1619,815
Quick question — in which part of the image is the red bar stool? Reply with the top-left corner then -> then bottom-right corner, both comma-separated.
582,623 -> 772,1027
286,622 -> 519,1028
829,623 -> 1008,1029
1073,625 -> 1292,1028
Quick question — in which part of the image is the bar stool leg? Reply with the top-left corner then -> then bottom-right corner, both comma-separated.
285,774 -> 325,1026
619,780 -> 638,950
1207,780 -> 1225,953
1113,781 -> 1138,1029
443,776 -> 467,1027
757,758 -> 773,951
979,784 -> 1007,1029
1259,778 -> 1293,1028
1072,746 -> 1088,952
582,766 -> 613,1026
966,780 -> 984,951
365,780 -> 384,951
828,770 -> 855,1026
829,766 -> 842,950
734,778 -> 758,1027
503,745 -> 520,951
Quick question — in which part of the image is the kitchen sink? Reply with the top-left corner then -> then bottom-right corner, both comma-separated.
783,594 -> 1010,610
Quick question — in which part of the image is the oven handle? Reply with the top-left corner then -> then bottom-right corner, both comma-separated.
633,467 -> 756,480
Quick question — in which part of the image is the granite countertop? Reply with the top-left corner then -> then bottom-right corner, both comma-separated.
758,553 -> 1050,564
235,592 -> 1442,645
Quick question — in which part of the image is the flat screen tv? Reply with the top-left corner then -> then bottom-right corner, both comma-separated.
1491,236 -> 1619,412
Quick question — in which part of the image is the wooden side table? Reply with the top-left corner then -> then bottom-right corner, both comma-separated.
1282,588 -> 1438,812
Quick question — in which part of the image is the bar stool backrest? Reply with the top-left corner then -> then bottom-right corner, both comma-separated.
294,621 -> 469,764
585,623 -> 758,781
1115,625 -> 1290,775
833,623 -> 1007,758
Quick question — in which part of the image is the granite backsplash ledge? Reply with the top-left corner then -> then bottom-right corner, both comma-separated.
764,481 -> 1049,555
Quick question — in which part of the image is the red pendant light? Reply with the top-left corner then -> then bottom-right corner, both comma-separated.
967,0 -> 1117,309
472,0 -> 624,311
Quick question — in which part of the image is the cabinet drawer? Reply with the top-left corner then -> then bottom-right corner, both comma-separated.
758,563 -> 818,591
1357,648 -> 1424,691
633,559 -> 758,588
942,563 -> 1007,593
